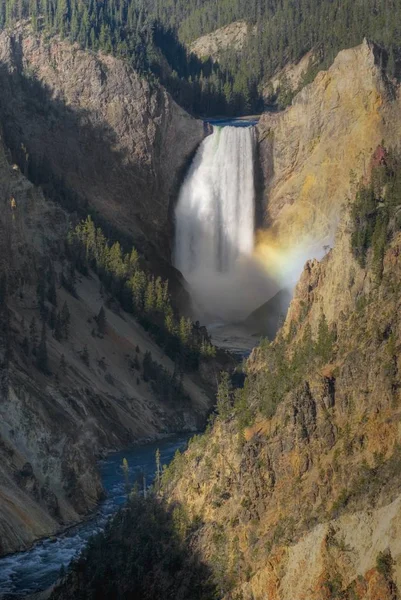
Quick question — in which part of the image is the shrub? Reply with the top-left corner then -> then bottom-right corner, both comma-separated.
376,549 -> 394,579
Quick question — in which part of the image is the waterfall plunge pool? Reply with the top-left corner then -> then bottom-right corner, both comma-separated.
175,117 -> 276,355
0,435 -> 191,598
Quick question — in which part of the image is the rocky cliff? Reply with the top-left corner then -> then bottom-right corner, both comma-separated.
157,148 -> 401,598
51,141 -> 401,598
0,160 -> 214,557
189,21 -> 252,62
256,40 -> 400,282
0,23 -> 205,259
262,49 -> 320,105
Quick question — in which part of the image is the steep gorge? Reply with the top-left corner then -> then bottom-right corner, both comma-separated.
159,175 -> 401,597
157,45 -> 401,597
49,40 -> 401,600
2,24 -> 401,597
63,146 -> 401,600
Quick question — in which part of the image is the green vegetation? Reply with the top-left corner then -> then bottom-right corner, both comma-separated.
152,0 -> 401,109
81,343 -> 90,366
216,371 -> 233,420
51,492 -> 216,600
331,445 -> 401,518
36,322 -> 49,373
49,145 -> 401,600
2,0 -> 401,116
67,216 -> 216,371
13,258 -> 72,373
376,548 -> 394,580
54,302 -> 71,342
351,148 -> 401,279
243,318 -> 336,420
0,0 -> 262,115
142,350 -> 190,405
322,573 -> 344,599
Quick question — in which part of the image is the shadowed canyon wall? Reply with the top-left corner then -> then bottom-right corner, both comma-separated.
0,25 -> 215,556
0,24 -> 205,258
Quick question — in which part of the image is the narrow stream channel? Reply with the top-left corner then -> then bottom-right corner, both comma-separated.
0,435 -> 191,598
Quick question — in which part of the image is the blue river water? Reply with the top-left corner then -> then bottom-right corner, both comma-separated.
206,117 -> 259,128
0,435 -> 191,598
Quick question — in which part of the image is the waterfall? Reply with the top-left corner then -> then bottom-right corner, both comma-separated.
174,125 -> 273,322
175,126 -> 256,276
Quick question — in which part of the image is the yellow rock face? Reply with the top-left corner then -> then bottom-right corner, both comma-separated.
161,42 -> 401,600
256,40 -> 399,287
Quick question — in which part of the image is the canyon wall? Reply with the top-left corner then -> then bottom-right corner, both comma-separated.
257,40 -> 401,277
0,140 -> 213,555
52,151 -> 401,597
160,174 -> 401,600
155,43 -> 401,596
0,24 -> 205,258
116,42 -> 401,598
0,80 -> 211,554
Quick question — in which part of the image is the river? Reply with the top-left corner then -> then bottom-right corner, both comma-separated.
0,435 -> 191,598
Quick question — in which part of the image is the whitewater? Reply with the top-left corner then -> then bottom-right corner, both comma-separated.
174,125 -> 273,322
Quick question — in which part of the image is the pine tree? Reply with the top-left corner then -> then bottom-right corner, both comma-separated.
142,350 -> 152,382
129,270 -> 147,310
22,336 -> 30,357
179,317 -> 192,345
59,353 -> 67,375
155,448 -> 161,492
165,305 -> 176,335
36,270 -> 46,318
127,248 -> 139,274
144,277 -> 156,313
54,312 -> 63,341
61,302 -> 71,339
216,371 -> 233,420
47,279 -> 57,307
96,306 -> 107,336
0,275 -> 7,307
81,344 -> 90,366
29,317 -> 38,354
122,457 -> 130,492
315,313 -> 334,364
106,241 -> 125,279
36,323 -> 49,374
49,307 -> 57,330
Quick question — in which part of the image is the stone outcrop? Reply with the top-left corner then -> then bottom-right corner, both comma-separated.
257,40 -> 400,264
0,23 -> 205,258
189,21 -> 252,62
262,49 -> 319,103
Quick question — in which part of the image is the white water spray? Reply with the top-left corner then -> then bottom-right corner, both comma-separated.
174,126 -> 274,322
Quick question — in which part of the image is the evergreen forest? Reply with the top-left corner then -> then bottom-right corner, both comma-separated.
1,0 -> 401,115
